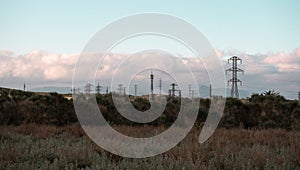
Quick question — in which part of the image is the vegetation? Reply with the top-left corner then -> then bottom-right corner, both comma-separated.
0,88 -> 299,130
0,88 -> 299,169
0,124 -> 299,169
0,88 -> 77,125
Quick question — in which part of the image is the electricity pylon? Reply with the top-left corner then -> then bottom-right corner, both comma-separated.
226,56 -> 244,98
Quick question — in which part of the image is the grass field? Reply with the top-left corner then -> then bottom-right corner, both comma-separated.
0,124 -> 299,169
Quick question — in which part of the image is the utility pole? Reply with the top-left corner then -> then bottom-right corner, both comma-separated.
170,83 -> 177,97
71,88 -> 76,94
23,82 -> 26,91
188,84 -> 191,98
209,84 -> 212,98
179,90 -> 181,98
106,86 -> 109,94
95,82 -> 101,94
150,69 -> 154,95
298,91 -> 300,101
134,84 -> 137,96
159,79 -> 162,96
226,56 -> 244,98
117,84 -> 123,95
191,90 -> 195,98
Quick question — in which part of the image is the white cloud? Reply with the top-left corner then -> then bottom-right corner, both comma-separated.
0,50 -> 77,82
0,48 -> 299,98
44,66 -> 69,80
263,47 -> 300,72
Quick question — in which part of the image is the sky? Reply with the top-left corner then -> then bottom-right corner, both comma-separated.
0,0 -> 300,99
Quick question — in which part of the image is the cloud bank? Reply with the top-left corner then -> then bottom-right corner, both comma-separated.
0,48 -> 299,99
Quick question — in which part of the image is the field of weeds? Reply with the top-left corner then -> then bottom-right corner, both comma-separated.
0,124 -> 299,169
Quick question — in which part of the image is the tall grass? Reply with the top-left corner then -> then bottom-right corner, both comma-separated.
0,124 -> 299,169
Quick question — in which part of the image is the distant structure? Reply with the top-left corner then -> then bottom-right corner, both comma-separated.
117,84 -> 123,95
209,84 -> 212,98
134,84 -> 137,96
226,56 -> 244,98
191,90 -> 195,98
170,83 -> 176,97
106,86 -> 109,94
179,90 -> 181,98
84,83 -> 93,94
188,84 -> 195,98
188,84 -> 192,97
23,83 -> 26,91
298,91 -> 300,101
95,82 -> 101,94
150,70 -> 154,95
169,83 -> 181,97
71,88 -> 80,94
159,79 -> 162,96
123,87 -> 126,95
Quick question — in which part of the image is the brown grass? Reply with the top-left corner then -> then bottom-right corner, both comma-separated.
0,124 -> 299,169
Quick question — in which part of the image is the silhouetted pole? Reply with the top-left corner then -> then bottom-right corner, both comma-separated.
106,86 -> 109,94
159,79 -> 162,96
23,83 -> 26,91
150,70 -> 154,95
226,56 -> 244,98
209,84 -> 212,98
134,84 -> 137,96
170,83 -> 177,97
191,90 -> 195,98
117,84 -> 123,95
188,84 -> 191,97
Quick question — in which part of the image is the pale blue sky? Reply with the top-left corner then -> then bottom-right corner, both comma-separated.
0,0 -> 299,54
0,1 -> 300,99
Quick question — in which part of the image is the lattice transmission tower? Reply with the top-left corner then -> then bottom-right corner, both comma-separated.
226,56 -> 244,98
95,82 -> 101,94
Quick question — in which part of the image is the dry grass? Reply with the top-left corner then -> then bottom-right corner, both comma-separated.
0,124 -> 299,169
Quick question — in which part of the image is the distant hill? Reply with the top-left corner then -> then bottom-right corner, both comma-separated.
199,85 -> 251,98
30,86 -> 71,94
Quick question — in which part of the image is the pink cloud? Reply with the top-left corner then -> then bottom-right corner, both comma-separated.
262,48 -> 300,72
44,66 -> 69,80
0,48 -> 299,99
0,50 -> 77,81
